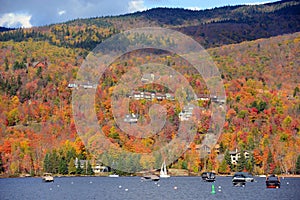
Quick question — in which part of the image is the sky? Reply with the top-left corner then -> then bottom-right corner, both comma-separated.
0,0 -> 279,28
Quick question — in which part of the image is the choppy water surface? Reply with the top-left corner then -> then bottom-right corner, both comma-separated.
0,176 -> 299,200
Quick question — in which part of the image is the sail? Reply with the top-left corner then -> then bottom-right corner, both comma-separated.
160,160 -> 170,178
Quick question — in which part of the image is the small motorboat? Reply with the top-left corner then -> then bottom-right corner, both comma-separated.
201,172 -> 216,182
232,172 -> 246,186
266,174 -> 280,188
243,172 -> 254,182
42,173 -> 54,182
141,174 -> 160,182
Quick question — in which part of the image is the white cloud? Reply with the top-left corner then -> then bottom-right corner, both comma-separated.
128,0 -> 147,13
58,10 -> 66,16
0,13 -> 32,28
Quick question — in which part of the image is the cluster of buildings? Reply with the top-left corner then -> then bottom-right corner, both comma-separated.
68,82 -> 97,89
190,145 -> 251,165
129,90 -> 175,101
74,158 -> 108,173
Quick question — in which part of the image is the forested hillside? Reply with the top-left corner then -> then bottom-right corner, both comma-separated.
0,0 -> 299,50
0,0 -> 299,176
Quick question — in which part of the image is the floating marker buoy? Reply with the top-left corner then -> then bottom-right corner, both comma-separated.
218,186 -> 221,188
157,184 -> 160,187
90,181 -> 92,184
287,182 -> 289,185
119,185 -> 122,188
211,184 -> 216,194
174,186 -> 178,190
125,188 -> 128,191
57,185 -> 60,187
50,188 -> 52,191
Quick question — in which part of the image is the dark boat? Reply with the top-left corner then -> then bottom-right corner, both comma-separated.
266,174 -> 280,188
201,172 -> 216,182
141,174 -> 160,182
232,172 -> 246,186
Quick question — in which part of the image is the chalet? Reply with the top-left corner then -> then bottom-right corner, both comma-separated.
166,93 -> 175,101
75,157 -> 89,169
93,164 -> 108,173
229,149 -> 250,165
210,95 -> 226,104
68,83 -> 79,89
197,95 -> 210,101
132,91 -> 144,100
144,92 -> 153,100
156,93 -> 166,101
210,95 -> 218,102
32,60 -> 48,68
179,104 -> 194,121
201,145 -> 211,154
82,83 -> 97,89
141,73 -> 155,83
124,113 -> 139,123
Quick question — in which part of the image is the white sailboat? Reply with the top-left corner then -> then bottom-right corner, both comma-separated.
160,160 -> 170,178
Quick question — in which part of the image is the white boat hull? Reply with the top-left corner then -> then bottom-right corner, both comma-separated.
160,174 -> 170,178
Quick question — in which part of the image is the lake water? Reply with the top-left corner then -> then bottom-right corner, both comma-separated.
0,176 -> 299,200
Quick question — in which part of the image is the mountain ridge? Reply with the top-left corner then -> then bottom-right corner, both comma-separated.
0,0 -> 299,50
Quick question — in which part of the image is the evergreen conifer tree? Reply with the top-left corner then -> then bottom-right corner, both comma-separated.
68,158 -> 76,175
58,157 -> 68,175
295,155 -> 300,174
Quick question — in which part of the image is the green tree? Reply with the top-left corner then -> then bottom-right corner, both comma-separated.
50,150 -> 59,174
218,159 -> 229,174
245,153 -> 254,172
43,153 -> 51,172
293,86 -> 300,97
6,108 -> 20,126
66,148 -> 76,163
224,150 -> 233,171
295,155 -> 300,174
76,159 -> 83,175
0,154 -> 4,173
58,157 -> 68,175
219,142 -> 225,154
86,161 -> 94,175
36,66 -> 43,78
237,150 -> 246,172
68,158 -> 76,175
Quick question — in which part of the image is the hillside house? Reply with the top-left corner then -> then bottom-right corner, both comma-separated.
141,73 -> 155,83
68,83 -> 79,89
33,60 -> 48,68
179,104 -> 194,121
124,113 -> 139,123
229,149 -> 250,165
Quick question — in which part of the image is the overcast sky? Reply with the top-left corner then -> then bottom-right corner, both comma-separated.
0,0 -> 278,28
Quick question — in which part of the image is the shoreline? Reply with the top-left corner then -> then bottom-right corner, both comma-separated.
1,173 -> 300,179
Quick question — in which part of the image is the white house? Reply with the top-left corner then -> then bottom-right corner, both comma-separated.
179,104 -> 194,121
229,149 -> 250,165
